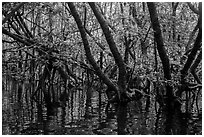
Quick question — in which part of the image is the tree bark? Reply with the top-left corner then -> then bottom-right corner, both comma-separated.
172,2 -> 179,41
89,2 -> 127,97
190,50 -> 202,84
67,3 -> 119,97
181,13 -> 202,79
147,3 -> 174,134
147,2 -> 171,81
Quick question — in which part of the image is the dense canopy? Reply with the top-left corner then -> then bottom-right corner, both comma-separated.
2,2 -> 202,135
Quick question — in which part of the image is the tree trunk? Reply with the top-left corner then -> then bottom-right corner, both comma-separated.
181,24 -> 202,79
89,2 -> 127,99
147,2 -> 174,107
147,2 -> 174,134
147,2 -> 171,81
67,3 -> 119,98
190,50 -> 202,84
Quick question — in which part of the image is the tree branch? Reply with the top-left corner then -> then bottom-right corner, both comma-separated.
187,2 -> 199,14
147,2 -> 171,80
2,2 -> 25,24
67,2 -> 119,96
2,28 -> 34,46
190,50 -> 202,84
181,23 -> 202,78
89,2 -> 127,94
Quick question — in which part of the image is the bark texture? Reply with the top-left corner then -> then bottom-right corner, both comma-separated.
147,2 -> 171,80
68,2 -> 119,96
89,3 -> 127,97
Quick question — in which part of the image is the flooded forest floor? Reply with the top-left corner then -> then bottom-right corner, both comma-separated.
2,78 -> 202,135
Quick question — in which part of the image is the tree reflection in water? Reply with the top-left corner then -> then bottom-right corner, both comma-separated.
2,80 -> 202,135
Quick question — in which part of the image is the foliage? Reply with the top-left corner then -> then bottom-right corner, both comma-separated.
2,1 -> 201,118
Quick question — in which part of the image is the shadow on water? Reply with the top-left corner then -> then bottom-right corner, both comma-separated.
2,79 -> 202,135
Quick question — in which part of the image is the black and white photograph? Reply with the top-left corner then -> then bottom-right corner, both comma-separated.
2,2 -> 202,135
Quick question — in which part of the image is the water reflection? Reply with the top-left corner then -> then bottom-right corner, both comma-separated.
2,80 -> 202,135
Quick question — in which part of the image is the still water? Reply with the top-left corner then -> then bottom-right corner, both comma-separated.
2,80 -> 202,135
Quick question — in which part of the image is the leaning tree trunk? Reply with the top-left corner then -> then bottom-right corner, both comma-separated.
147,3 -> 171,81
89,2 -> 127,100
67,3 -> 120,98
180,8 -> 202,80
147,2 -> 174,105
147,2 -> 174,134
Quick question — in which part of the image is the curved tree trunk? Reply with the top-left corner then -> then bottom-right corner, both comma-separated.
89,3 -> 127,99
190,50 -> 202,84
147,2 -> 174,105
67,3 -> 119,98
147,2 -> 174,134
181,16 -> 202,79
147,2 -> 171,81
